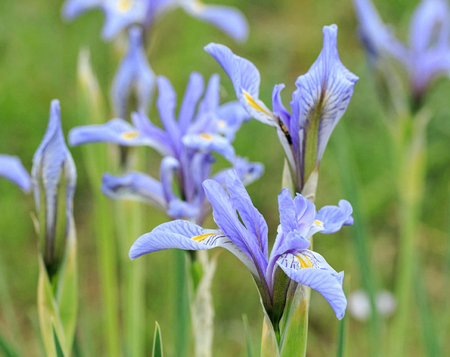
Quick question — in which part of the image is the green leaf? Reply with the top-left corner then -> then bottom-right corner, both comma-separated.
53,326 -> 65,357
242,315 -> 254,357
37,255 -> 68,357
152,322 -> 164,357
279,284 -> 309,357
260,313 -> 280,357
336,277 -> 350,357
0,333 -> 19,357
55,223 -> 78,353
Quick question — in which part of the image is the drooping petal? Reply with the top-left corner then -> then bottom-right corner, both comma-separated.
204,43 -> 276,126
225,170 -> 268,259
111,26 -> 155,119
182,1 -> 249,42
182,133 -> 235,162
129,219 -> 259,275
69,118 -> 169,154
0,155 -> 31,192
316,199 -> 353,234
167,199 -> 199,220
101,172 -> 166,210
178,72 -> 205,133
277,250 -> 347,319
291,25 -> 359,169
131,111 -> 173,155
216,101 -> 251,142
62,0 -> 101,20
101,0 -> 147,40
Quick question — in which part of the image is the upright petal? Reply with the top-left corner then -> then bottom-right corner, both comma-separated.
0,155 -> 31,192
182,1 -> 249,42
129,220 -> 259,276
232,156 -> 264,186
316,199 -> 353,234
226,170 -> 268,258
293,193 -> 316,237
291,25 -> 358,174
32,100 -> 77,267
178,72 -> 205,133
101,0 -> 147,40
204,43 -> 277,126
216,101 -> 251,142
277,250 -> 347,319
101,172 -> 166,210
277,188 -> 298,234
159,156 -> 180,203
62,0 -> 101,20
111,26 -> 155,119
272,84 -> 291,128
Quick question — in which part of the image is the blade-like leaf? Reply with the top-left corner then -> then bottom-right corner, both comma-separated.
152,322 -> 163,357
260,312 -> 280,357
242,314 -> 254,357
53,325 -> 65,357
336,276 -> 350,357
37,256 -> 68,357
0,333 -> 19,357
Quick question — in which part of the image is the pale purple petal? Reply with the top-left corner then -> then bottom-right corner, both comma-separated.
0,155 -> 31,192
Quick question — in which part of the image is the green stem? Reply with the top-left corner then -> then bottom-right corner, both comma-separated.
174,249 -> 190,357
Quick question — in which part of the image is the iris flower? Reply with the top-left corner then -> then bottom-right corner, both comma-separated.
111,26 -> 155,119
353,0 -> 450,99
70,73 -> 262,223
62,0 -> 248,42
130,170 -> 353,324
32,100 -> 77,271
0,155 -> 31,192
205,25 -> 358,193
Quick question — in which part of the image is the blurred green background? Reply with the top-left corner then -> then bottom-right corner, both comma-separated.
1,0 -> 450,355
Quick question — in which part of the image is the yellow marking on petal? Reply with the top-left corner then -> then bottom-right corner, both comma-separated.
121,131 -> 139,139
200,133 -> 213,140
242,89 -> 271,117
296,254 -> 313,269
314,219 -> 324,227
218,120 -> 226,129
192,233 -> 214,242
117,0 -> 133,13
191,0 -> 206,13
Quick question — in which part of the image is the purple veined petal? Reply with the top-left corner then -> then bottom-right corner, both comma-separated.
267,229 -> 311,288
182,1 -> 249,42
291,25 -> 359,165
131,111 -> 173,156
216,101 -> 251,142
351,0 -> 409,62
69,118 -> 170,154
182,133 -> 235,162
101,0 -> 147,40
272,84 -> 291,129
0,155 -> 31,192
277,250 -> 347,319
159,156 -> 180,204
62,0 -> 102,20
277,188 -> 298,235
156,76 -> 182,155
167,198 -> 199,220
204,43 -> 277,127
202,178 -> 262,268
315,199 -> 354,234
293,193 -> 316,237
111,26 -> 155,119
178,72 -> 205,134
130,219 -> 259,275
190,152 -> 215,205
225,170 -> 269,259
101,171 -> 166,210
409,0 -> 450,53
232,156 -> 264,186
32,100 -> 77,242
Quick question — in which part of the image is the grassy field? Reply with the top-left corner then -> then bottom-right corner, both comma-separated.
1,0 -> 450,355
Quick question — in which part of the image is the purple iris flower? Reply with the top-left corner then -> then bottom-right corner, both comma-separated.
69,73 -> 263,223
0,155 -> 31,192
62,0 -> 248,42
32,100 -> 77,270
111,26 -> 155,119
130,170 -> 353,322
353,0 -> 450,99
205,25 -> 358,193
